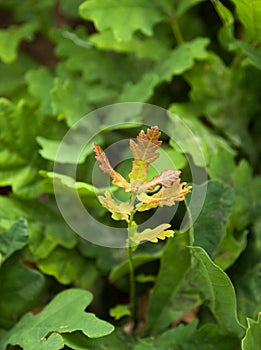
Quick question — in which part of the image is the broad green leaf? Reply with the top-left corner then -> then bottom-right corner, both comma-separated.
232,217 -> 261,324
0,22 -> 37,63
40,171 -> 105,209
242,314 -> 261,350
79,0 -> 164,41
0,54 -> 36,97
229,40 -> 261,70
25,67 -> 54,115
0,196 -> 77,259
0,253 -> 45,328
51,77 -> 90,126
0,98 -> 47,198
109,251 -> 162,283
190,247 -> 244,336
134,321 -> 240,350
168,104 -> 235,166
109,304 -> 131,320
208,151 -> 260,231
119,37 -> 209,102
89,30 -> 170,61
156,0 -> 205,17
231,0 -> 261,41
37,247 -> 98,287
2,289 -> 114,350
63,329 -> 134,350
192,180 -> 234,259
184,53 -> 260,160
147,231 -> 191,333
214,227 -> 248,270
0,219 -> 28,264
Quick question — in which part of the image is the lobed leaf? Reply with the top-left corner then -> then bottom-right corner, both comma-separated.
231,0 -> 261,41
0,219 -> 28,265
79,0 -> 164,41
128,126 -> 162,182
242,314 -> 261,350
98,190 -> 133,222
137,180 -> 191,211
94,144 -> 130,190
134,169 -> 181,192
132,224 -> 174,244
2,289 -> 114,350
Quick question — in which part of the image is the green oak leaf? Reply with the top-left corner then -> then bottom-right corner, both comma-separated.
79,0 -> 164,41
242,314 -> 261,350
0,219 -> 28,265
0,252 -> 45,328
2,289 -> 114,350
0,98 -> 46,198
0,22 -> 37,63
231,0 -> 261,41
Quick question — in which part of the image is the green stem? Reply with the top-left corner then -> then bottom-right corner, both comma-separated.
127,208 -> 137,324
170,16 -> 184,45
128,241 -> 136,323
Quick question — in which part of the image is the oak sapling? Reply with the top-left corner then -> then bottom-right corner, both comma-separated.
94,126 -> 191,324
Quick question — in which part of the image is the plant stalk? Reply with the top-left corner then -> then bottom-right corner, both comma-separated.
127,208 -> 137,324
128,242 -> 136,323
170,16 -> 184,45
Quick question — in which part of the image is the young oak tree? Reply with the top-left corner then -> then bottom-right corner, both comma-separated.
94,126 -> 191,323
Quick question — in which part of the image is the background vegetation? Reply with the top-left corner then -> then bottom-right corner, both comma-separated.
0,0 -> 260,349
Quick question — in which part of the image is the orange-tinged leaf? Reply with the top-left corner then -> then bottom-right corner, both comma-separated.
128,126 -> 162,182
132,224 -> 174,244
136,169 -> 181,192
94,144 -> 130,190
136,180 -> 191,212
98,190 -> 133,222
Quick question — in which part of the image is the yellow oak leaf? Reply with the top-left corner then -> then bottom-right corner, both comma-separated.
136,180 -> 191,212
132,224 -> 174,244
98,190 -> 133,222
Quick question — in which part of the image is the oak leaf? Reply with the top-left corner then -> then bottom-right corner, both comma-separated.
94,144 -> 130,191
98,190 -> 133,222
134,169 -> 181,192
132,224 -> 174,244
128,126 -> 162,182
136,180 -> 191,212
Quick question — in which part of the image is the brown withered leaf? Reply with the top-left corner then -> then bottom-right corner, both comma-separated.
132,224 -> 174,244
94,144 -> 130,190
136,180 -> 192,212
136,169 -> 181,192
129,126 -> 162,182
98,190 -> 133,222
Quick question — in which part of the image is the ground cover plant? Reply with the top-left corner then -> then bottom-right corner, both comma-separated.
0,0 -> 260,349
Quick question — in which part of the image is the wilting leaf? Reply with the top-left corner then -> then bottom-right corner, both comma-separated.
137,180 -> 191,211
98,190 -> 133,222
128,126 -> 162,182
132,224 -> 174,244
94,144 -> 130,190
